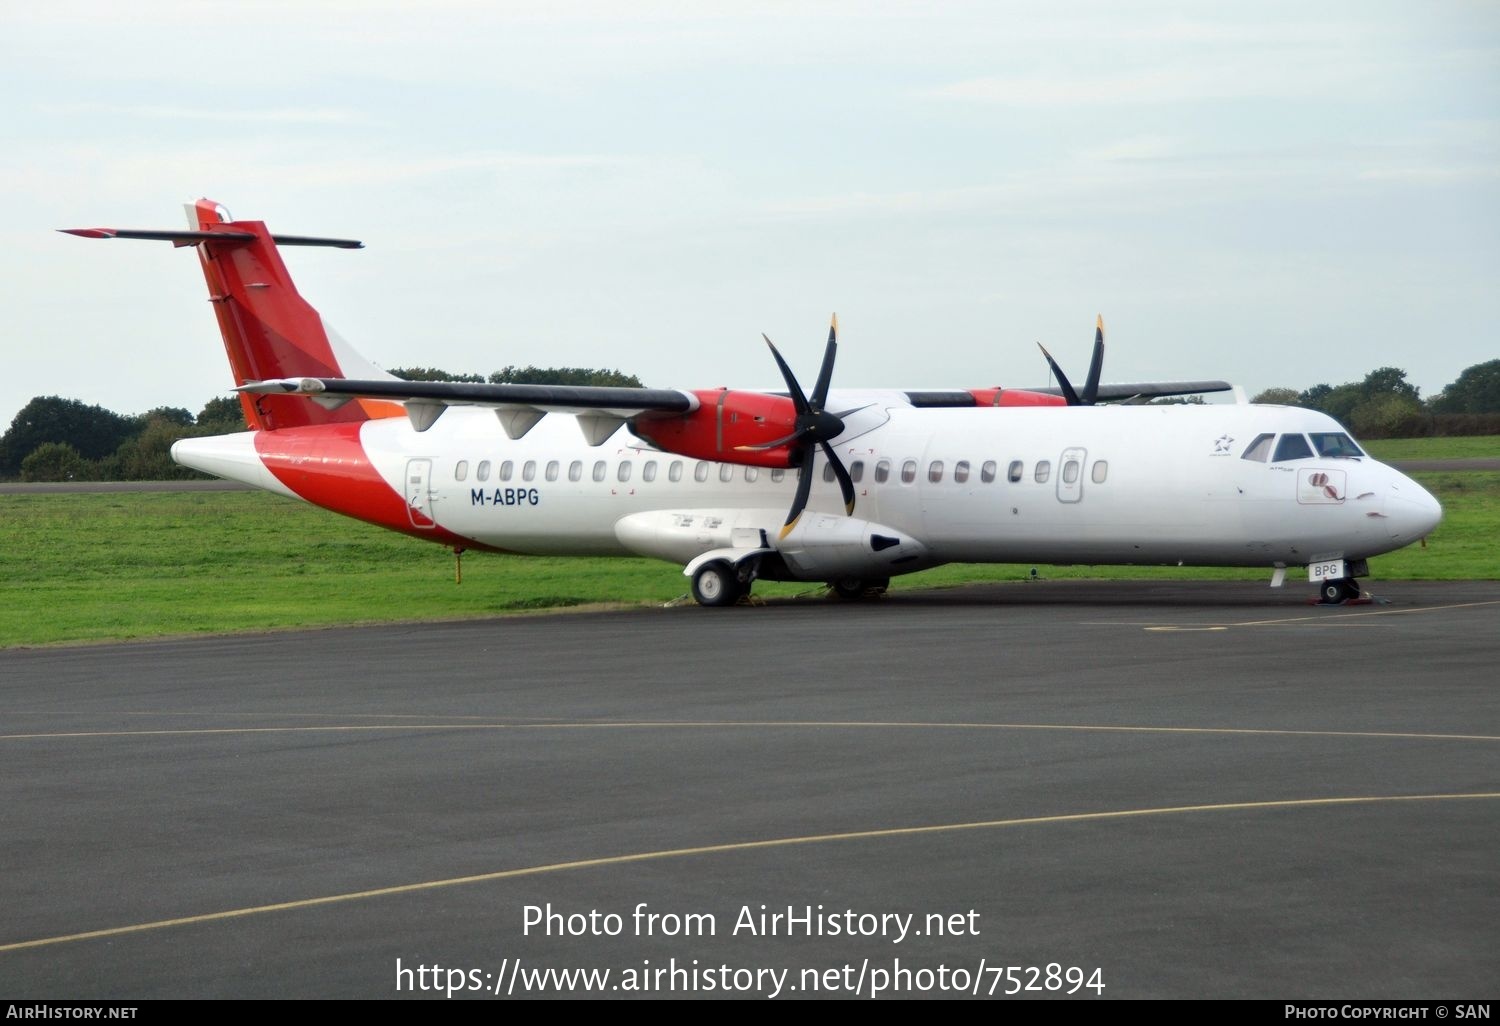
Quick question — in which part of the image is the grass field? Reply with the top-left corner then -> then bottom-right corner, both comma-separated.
1361,435 -> 1500,460
3,455 -> 1492,647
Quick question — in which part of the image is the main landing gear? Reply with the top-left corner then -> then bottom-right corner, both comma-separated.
689,563 -> 895,607
691,559 -> 753,607
829,576 -> 890,601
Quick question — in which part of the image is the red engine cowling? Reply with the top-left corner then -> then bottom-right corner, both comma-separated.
630,389 -> 803,468
968,388 -> 1068,407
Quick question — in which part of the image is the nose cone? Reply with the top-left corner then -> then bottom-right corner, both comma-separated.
1385,471 -> 1443,543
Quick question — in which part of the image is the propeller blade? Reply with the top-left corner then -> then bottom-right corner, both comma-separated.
763,334 -> 810,414
1037,343 -> 1082,406
819,440 -> 856,515
761,318 -> 856,537
1082,314 -> 1104,406
809,313 -> 837,408
780,449 -> 816,539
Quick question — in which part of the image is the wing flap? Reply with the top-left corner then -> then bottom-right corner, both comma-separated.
1066,380 -> 1233,402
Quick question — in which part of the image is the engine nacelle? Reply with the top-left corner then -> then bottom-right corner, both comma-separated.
968,387 -> 1068,408
629,389 -> 801,468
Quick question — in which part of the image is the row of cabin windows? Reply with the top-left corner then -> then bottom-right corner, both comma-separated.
858,457 -> 1106,485
452,458 -> 788,484
452,457 -> 1109,486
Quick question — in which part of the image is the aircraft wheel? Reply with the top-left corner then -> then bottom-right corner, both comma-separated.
830,577 -> 890,600
1320,579 -> 1360,604
692,560 -> 743,607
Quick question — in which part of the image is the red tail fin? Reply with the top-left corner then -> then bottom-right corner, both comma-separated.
184,199 -> 401,430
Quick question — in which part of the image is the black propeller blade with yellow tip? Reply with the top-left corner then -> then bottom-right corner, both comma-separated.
1038,314 -> 1107,406
738,315 -> 857,537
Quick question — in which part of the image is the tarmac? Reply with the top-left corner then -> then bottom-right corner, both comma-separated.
1,580 -> 1496,999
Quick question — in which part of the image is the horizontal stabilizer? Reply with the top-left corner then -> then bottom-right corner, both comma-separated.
59,228 -> 363,249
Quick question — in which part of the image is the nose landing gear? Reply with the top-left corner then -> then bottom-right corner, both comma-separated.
1318,578 -> 1364,604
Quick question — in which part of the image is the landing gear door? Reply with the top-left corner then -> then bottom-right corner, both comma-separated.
1057,447 -> 1086,503
405,458 -> 436,528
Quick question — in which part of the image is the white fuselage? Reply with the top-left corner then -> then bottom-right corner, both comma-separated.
176,400 -> 1442,579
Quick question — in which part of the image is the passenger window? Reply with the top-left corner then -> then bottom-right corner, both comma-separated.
901,459 -> 917,484
669,461 -> 683,482
771,468 -> 785,483
545,460 -> 559,482
928,461 -> 944,483
1241,433 -> 1275,462
1034,460 -> 1051,483
850,460 -> 864,483
1007,460 -> 1022,482
1092,461 -> 1108,483
592,460 -> 607,482
522,460 -> 537,482
500,461 -> 514,482
617,462 -> 631,482
954,460 -> 970,483
745,467 -> 759,482
719,464 -> 734,483
981,461 -> 997,483
1273,434 -> 1314,462
568,460 -> 583,482
642,461 -> 657,482
1063,460 -> 1080,484
822,462 -> 836,483
476,460 -> 491,482
875,459 -> 891,483
455,460 -> 468,482
694,462 -> 710,483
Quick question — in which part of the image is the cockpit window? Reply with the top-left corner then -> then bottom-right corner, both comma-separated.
1241,433 -> 1275,462
1309,432 -> 1364,458
1272,433 -> 1314,462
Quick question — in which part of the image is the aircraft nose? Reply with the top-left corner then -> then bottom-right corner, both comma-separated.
1385,473 -> 1443,543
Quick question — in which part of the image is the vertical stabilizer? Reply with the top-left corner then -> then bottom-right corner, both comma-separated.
184,198 -> 399,430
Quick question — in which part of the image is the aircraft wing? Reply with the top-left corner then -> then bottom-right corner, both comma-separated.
240,377 -> 696,443
899,380 -> 1234,408
1020,380 -> 1234,403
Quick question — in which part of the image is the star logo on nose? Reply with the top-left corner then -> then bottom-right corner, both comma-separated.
1213,434 -> 1234,454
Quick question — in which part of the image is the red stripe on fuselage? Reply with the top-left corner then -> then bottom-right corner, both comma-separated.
253,424 -> 505,552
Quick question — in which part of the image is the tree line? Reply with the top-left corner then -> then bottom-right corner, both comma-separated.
1250,360 -> 1500,439
3,361 -> 1494,482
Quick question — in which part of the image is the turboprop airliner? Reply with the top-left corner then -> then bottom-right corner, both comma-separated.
61,199 -> 1442,607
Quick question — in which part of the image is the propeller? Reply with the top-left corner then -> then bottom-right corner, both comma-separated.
738,314 -> 857,538
1038,314 -> 1106,406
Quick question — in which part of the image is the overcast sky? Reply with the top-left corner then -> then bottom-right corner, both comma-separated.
2,1 -> 1496,429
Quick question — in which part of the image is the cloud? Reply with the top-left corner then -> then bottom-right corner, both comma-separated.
920,58 -> 1380,107
38,103 -> 371,125
1357,165 -> 1500,184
